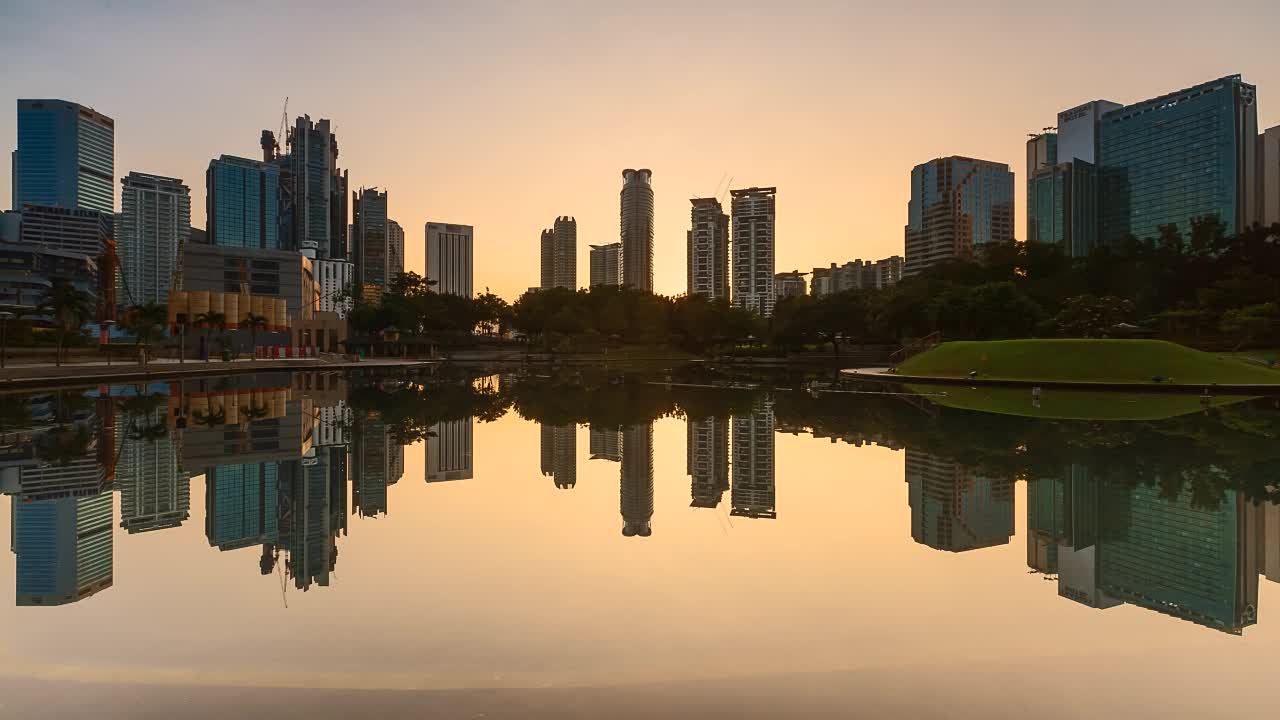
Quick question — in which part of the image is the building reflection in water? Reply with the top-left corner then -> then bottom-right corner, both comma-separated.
620,423 -> 653,537
3,377 -> 1280,639
687,416 -> 728,509
540,423 -> 577,489
426,418 -> 473,482
731,399 -> 776,519
906,449 -> 1014,552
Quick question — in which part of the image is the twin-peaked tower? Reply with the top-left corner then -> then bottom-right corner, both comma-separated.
685,187 -> 777,316
540,216 -> 577,289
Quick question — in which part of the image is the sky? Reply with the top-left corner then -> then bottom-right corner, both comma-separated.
3,0 -> 1279,301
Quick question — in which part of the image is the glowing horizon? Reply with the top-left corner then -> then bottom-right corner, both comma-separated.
2,1 -> 1278,300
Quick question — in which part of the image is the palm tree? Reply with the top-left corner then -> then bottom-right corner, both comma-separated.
194,311 -> 226,362
121,303 -> 167,365
40,284 -> 94,366
243,313 -> 269,360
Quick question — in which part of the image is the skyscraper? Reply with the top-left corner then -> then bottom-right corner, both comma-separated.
1099,75 -> 1258,244
731,187 -> 777,317
425,222 -> 474,297
16,203 -> 112,258
12,490 -> 114,605
352,187 -> 388,289
352,413 -> 389,518
540,216 -> 577,290
386,219 -> 404,283
904,156 -> 1014,275
426,418 -> 474,482
687,197 -> 729,300
1026,100 -> 1121,257
687,416 -> 728,508
13,99 -> 115,213
588,425 -> 621,461
589,242 -> 622,287
206,155 -> 280,249
285,116 -> 346,259
205,462 -> 280,551
1258,124 -> 1279,227
620,423 -> 654,537
620,168 -> 654,291
730,398 -> 776,519
118,172 -> 190,305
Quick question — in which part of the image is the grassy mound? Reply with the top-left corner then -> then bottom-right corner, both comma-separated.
896,339 -> 1280,386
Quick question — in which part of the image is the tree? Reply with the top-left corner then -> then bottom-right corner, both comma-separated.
194,311 -> 227,361
40,284 -> 94,366
1220,303 -> 1279,350
243,313 -> 269,359
121,303 -> 168,364
1049,295 -> 1136,338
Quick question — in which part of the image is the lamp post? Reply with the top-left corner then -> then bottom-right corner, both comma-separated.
0,311 -> 14,369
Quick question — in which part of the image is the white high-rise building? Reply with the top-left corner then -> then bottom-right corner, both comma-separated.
314,258 -> 354,318
688,197 -> 729,300
731,398 -> 776,519
386,219 -> 404,284
427,418 -> 473,481
589,243 -> 622,287
620,169 -> 654,291
540,216 -> 577,289
118,172 -> 190,305
425,222 -> 474,297
731,187 -> 776,317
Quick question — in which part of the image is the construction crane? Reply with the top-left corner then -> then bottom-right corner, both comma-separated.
278,96 -> 289,151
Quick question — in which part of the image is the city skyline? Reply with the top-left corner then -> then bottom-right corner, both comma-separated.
7,3 -> 1278,301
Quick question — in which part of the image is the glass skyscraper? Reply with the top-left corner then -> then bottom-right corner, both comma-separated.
904,156 -> 1014,275
13,99 -> 115,213
352,187 -> 388,289
205,155 -> 280,249
1098,75 -> 1258,244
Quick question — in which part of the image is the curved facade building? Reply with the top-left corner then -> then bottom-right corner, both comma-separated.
620,169 -> 653,291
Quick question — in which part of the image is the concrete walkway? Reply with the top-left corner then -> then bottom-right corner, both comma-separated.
0,356 -> 438,391
841,367 -> 1280,395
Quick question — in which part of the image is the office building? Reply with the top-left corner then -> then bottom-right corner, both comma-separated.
118,172 -> 190,305
278,452 -> 344,590
425,222 -> 474,297
1261,124 -> 1280,227
731,187 -> 777,316
16,203 -> 112,258
904,157 -> 1014,275
0,244 -> 102,318
620,168 -> 654,291
117,406 -> 188,533
353,414 -> 389,518
314,258 -> 354,318
906,450 -> 1013,552
285,116 -> 347,259
426,418 -> 473,481
1026,100 -> 1121,257
179,243 -> 318,320
589,425 -> 621,461
1261,501 -> 1280,585
206,155 -> 280,249
731,398 -> 776,519
687,416 -> 728,508
620,423 -> 654,537
13,99 -> 114,213
205,462 -> 283,551
775,271 -> 806,298
687,197 -> 729,300
386,219 -> 404,283
589,242 -> 622,287
540,216 -> 577,290
352,187 -> 388,289
1099,75 -> 1258,244
540,424 -> 577,489
11,490 -> 114,605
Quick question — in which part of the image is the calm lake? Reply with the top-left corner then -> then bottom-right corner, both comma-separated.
2,367 -> 1278,718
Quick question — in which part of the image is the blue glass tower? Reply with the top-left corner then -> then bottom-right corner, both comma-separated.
12,99 -> 115,213
1099,75 -> 1259,244
205,155 -> 281,249
12,491 -> 114,606
904,156 -> 1014,275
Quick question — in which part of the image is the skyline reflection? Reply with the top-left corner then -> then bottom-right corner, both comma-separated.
1,370 -> 1279,638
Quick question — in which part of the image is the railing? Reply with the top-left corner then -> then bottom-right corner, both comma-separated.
888,331 -> 943,366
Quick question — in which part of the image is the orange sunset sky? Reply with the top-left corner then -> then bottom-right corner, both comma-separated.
3,0 -> 1279,300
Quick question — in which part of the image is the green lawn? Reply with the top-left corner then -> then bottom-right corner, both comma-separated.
896,339 -> 1280,386
906,384 -> 1253,421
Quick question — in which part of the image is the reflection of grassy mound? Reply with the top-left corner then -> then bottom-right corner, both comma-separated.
907,384 -> 1253,421
897,339 -> 1280,385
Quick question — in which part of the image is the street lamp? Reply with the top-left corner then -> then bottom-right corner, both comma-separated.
0,311 -> 14,369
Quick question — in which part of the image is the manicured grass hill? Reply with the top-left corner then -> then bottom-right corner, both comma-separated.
896,339 -> 1280,386
905,385 -> 1251,421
